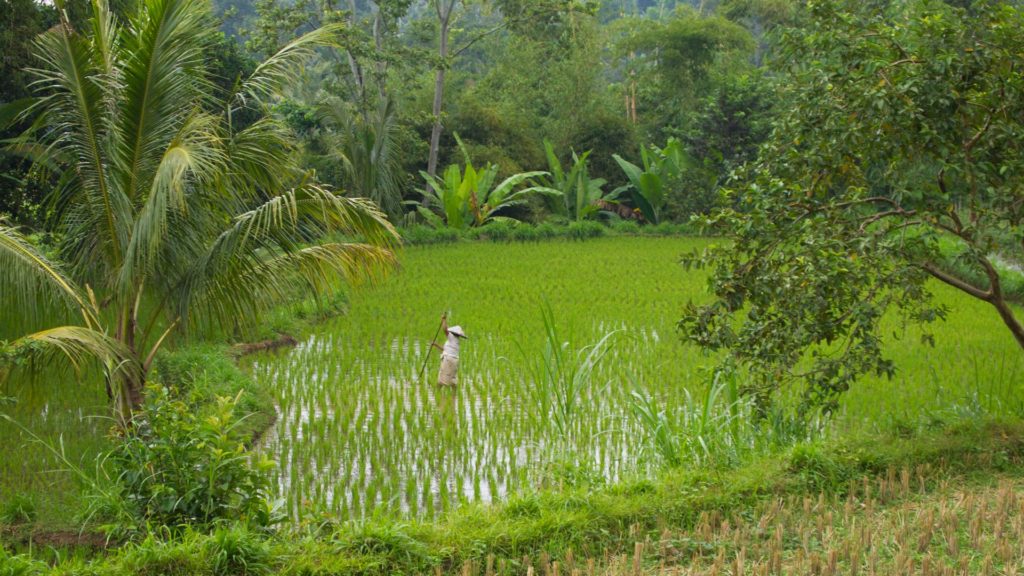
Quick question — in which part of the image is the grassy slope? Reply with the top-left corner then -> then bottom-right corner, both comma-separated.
10,418 -> 1024,574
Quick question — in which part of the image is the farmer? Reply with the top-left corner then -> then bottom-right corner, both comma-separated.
432,314 -> 467,386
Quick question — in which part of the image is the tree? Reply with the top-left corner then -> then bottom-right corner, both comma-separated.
614,8 -> 754,138
680,0 -> 1024,414
321,98 -> 405,220
3,0 -> 399,423
425,0 -> 598,181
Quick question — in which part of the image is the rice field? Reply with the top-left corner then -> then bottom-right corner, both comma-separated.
249,237 -> 1024,521
1,236 -> 1022,526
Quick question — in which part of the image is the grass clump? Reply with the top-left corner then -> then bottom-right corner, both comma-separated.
207,525 -> 273,576
0,548 -> 46,576
0,495 -> 36,525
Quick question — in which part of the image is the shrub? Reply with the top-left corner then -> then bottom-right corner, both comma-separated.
566,220 -> 606,241
653,222 -> 679,236
111,384 -> 276,532
434,227 -> 463,244
611,220 -> 641,235
511,223 -> 540,243
151,345 -> 274,441
401,225 -> 441,245
534,222 -> 559,240
470,220 -> 515,242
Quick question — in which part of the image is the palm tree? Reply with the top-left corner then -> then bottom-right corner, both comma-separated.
2,0 -> 399,423
320,98 -> 404,221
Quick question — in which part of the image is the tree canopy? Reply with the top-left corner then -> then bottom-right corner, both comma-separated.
681,0 -> 1024,414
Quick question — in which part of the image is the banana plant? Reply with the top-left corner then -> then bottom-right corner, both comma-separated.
612,138 -> 692,224
534,140 -> 613,221
418,136 -> 558,229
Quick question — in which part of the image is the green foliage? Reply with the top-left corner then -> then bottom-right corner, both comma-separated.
534,141 -> 611,221
338,520 -> 437,573
669,71 -> 775,219
119,532 -> 210,576
518,302 -> 620,440
18,420 -> 1024,574
630,363 -> 821,470
0,548 -> 46,576
0,494 -> 36,525
616,9 -> 755,137
418,137 -> 557,229
565,220 -> 606,240
320,99 -> 405,221
1,0 -> 399,418
613,138 -> 692,224
110,384 -> 276,532
151,344 -> 275,440
207,525 -> 272,576
682,0 -> 1024,414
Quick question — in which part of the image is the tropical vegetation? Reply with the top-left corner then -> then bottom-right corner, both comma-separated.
2,0 -> 1024,572
1,0 -> 399,423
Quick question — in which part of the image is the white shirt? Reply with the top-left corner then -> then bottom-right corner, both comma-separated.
442,330 -> 461,358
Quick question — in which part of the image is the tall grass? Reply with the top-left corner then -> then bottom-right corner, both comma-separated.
629,363 -> 823,470
519,302 -> 620,440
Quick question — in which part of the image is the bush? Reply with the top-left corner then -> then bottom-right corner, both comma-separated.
151,345 -> 274,441
468,221 -> 514,242
566,220 -> 606,240
511,223 -> 540,243
396,217 -> 700,245
401,225 -> 440,245
435,227 -> 463,244
611,220 -> 641,235
535,222 -> 559,240
111,384 -> 276,533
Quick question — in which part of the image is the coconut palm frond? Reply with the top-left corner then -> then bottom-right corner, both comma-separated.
176,185 -> 399,325
7,325 -> 140,383
222,117 -> 297,199
28,7 -> 132,273
0,222 -> 100,336
113,0 -> 214,205
120,111 -> 224,289
235,24 -> 345,107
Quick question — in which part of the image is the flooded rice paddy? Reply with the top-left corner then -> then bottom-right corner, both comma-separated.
252,238 -> 706,520
250,237 -> 1024,520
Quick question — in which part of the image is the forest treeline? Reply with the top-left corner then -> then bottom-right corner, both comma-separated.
1,0 -> 786,227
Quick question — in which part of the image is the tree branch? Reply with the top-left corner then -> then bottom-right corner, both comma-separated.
452,22 -> 507,57
858,208 -> 916,232
920,262 -> 991,301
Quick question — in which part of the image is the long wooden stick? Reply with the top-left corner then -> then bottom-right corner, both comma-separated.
418,316 -> 445,381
